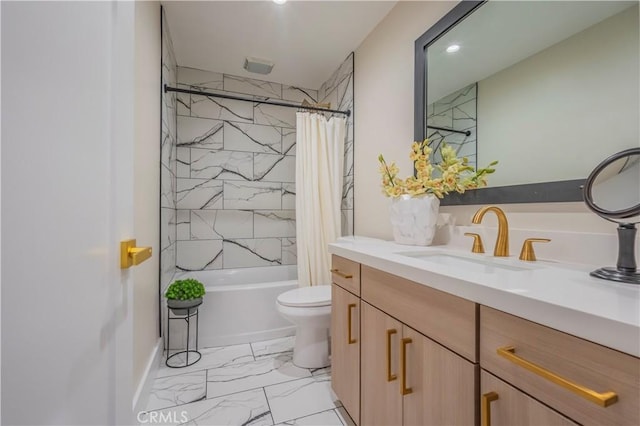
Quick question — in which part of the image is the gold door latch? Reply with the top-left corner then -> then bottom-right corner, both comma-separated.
120,239 -> 152,269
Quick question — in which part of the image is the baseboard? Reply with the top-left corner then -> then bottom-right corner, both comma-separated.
133,338 -> 163,416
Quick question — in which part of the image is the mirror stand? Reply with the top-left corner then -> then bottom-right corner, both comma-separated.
590,223 -> 640,285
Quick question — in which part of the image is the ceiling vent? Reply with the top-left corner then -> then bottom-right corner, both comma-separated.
243,56 -> 275,75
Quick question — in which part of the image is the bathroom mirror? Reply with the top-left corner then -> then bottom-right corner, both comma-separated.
415,0 -> 639,205
583,148 -> 640,284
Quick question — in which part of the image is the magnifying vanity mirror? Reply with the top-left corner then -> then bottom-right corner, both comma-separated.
583,148 -> 640,284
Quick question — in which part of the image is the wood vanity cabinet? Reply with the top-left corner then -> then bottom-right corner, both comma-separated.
361,302 -> 476,426
480,306 -> 640,426
360,266 -> 478,426
330,255 -> 361,425
360,302 -> 402,425
481,370 -> 577,426
330,253 -> 640,426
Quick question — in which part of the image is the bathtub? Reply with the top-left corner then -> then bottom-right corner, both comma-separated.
167,265 -> 297,349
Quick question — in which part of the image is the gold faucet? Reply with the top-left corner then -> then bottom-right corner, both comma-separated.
471,206 -> 509,257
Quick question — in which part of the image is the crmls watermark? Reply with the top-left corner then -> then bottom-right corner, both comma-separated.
137,410 -> 189,424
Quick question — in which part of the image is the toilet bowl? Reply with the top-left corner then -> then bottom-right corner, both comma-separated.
276,285 -> 331,368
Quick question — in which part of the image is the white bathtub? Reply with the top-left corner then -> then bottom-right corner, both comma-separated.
167,265 -> 297,349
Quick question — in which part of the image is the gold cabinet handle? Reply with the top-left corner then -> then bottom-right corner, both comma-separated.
519,238 -> 551,261
347,303 -> 357,344
481,392 -> 499,426
497,346 -> 618,407
120,239 -> 152,269
331,268 -> 353,279
464,232 -> 485,254
386,329 -> 397,382
401,337 -> 413,395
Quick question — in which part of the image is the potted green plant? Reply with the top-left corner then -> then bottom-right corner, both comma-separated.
165,278 -> 205,315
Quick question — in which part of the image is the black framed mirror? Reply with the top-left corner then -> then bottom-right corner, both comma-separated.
415,1 -> 639,206
583,148 -> 640,284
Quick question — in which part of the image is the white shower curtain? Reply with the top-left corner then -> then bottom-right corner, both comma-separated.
295,112 -> 346,287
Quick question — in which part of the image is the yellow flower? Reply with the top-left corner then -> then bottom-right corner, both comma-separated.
415,159 -> 428,171
378,139 -> 497,198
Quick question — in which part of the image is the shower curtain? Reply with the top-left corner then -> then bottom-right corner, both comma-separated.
295,112 -> 346,287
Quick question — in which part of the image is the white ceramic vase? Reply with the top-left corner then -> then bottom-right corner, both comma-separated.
389,194 -> 440,246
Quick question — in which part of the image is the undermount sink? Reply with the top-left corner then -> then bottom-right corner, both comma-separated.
398,251 -> 536,272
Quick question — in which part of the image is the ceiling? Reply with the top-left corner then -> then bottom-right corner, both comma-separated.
162,0 -> 397,90
427,0 -> 636,103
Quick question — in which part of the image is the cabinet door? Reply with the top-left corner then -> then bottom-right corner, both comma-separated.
331,284 -> 360,425
361,302 -> 403,426
403,325 -> 477,426
481,306 -> 638,426
481,370 -> 577,426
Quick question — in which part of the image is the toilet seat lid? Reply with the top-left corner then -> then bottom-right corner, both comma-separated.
277,285 -> 331,307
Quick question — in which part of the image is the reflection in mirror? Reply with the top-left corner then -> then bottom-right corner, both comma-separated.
584,148 -> 640,284
590,154 -> 640,214
428,83 -> 477,167
418,0 -> 639,204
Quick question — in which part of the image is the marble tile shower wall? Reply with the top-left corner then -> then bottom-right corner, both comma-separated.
319,53 -> 354,238
427,83 -> 477,169
160,8 -> 178,290
174,54 -> 353,271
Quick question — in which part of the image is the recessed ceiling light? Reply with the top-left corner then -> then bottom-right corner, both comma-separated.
446,44 -> 461,53
273,0 -> 287,4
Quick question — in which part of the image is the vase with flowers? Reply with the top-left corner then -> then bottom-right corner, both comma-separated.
378,139 -> 497,245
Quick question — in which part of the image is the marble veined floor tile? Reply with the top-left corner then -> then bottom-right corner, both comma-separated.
274,408 -> 343,426
146,370 -> 207,411
145,388 -> 272,426
251,336 -> 295,358
265,374 -> 341,424
156,344 -> 254,379
207,351 -> 311,399
309,365 -> 331,377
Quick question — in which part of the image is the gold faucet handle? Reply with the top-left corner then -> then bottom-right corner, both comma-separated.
519,238 -> 551,261
464,232 -> 485,254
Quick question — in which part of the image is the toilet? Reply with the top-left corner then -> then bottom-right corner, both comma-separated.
276,285 -> 332,368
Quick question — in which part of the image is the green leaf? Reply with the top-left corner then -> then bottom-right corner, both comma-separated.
165,278 -> 206,300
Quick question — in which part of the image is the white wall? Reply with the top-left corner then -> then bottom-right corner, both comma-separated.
0,2 -> 3,419
354,1 -> 456,239
133,0 -> 161,394
478,7 -> 639,186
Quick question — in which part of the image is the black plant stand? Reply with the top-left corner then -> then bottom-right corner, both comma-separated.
166,301 -> 202,368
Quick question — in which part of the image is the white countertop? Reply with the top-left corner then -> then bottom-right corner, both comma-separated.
329,236 -> 640,357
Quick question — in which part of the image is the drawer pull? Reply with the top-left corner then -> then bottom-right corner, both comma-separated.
347,303 -> 357,344
497,346 -> 618,407
401,337 -> 413,395
386,329 -> 397,382
331,268 -> 353,279
481,392 -> 499,426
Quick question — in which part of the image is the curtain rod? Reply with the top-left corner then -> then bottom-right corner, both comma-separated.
164,85 -> 351,117
427,125 -> 471,136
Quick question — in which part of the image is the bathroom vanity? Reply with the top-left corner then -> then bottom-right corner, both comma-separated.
329,237 -> 640,426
